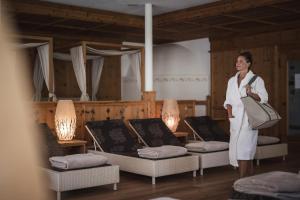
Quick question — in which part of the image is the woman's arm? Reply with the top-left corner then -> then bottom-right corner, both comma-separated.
246,77 -> 268,103
224,79 -> 234,118
246,85 -> 261,101
226,104 -> 234,118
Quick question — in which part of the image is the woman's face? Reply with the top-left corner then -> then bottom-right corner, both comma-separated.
236,56 -> 250,72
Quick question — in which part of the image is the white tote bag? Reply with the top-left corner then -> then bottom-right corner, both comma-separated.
241,76 -> 281,130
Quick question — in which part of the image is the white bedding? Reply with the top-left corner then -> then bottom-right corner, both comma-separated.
137,145 -> 187,159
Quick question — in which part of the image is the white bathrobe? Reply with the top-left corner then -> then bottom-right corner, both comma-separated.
224,70 -> 268,167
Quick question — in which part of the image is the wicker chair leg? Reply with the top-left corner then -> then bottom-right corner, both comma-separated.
113,183 -> 117,191
283,156 -> 286,161
152,177 -> 156,185
193,170 -> 197,177
256,159 -> 260,166
57,191 -> 61,200
200,168 -> 203,176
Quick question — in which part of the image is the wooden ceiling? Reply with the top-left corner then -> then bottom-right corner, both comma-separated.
5,0 -> 300,44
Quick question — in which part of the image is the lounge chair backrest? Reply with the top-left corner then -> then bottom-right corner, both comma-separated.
184,116 -> 229,142
38,123 -> 64,165
129,118 -> 182,147
86,119 -> 140,154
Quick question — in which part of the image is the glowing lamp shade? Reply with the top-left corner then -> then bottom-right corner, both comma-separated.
55,100 -> 76,141
162,99 -> 180,132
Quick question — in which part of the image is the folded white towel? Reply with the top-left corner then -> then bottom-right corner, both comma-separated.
185,141 -> 229,152
137,145 -> 187,159
49,153 -> 108,170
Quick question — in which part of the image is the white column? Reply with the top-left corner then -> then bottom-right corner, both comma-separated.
145,3 -> 153,91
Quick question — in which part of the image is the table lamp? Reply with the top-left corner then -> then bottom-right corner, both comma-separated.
55,100 -> 76,141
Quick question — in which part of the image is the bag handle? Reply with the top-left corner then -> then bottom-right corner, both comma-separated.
247,75 -> 258,86
241,75 -> 258,98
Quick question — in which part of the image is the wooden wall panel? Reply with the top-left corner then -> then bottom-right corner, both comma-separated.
96,56 -> 121,100
22,48 -> 49,99
211,46 -> 280,138
32,103 -> 56,137
54,59 -> 81,98
211,50 -> 238,119
210,28 -> 300,140
33,101 -> 149,141
54,56 -> 121,100
32,99 -> 207,144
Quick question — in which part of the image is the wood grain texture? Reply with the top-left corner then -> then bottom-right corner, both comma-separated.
8,0 -> 300,43
32,98 -> 208,143
210,28 -> 300,141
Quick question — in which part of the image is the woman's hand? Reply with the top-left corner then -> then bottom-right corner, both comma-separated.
226,104 -> 234,119
245,84 -> 261,101
245,85 -> 252,95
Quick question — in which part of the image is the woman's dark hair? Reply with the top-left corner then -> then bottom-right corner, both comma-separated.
239,51 -> 253,69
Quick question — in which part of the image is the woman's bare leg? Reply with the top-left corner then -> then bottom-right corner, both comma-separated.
238,160 -> 248,178
247,160 -> 254,176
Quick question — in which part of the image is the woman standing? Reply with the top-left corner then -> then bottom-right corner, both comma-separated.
224,51 -> 268,177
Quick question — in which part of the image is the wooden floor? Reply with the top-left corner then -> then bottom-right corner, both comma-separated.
58,137 -> 300,200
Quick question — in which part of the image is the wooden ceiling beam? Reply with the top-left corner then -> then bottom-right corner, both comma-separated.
268,5 -> 300,14
222,14 -> 278,25
210,18 -> 300,40
18,19 -> 205,44
34,18 -> 69,30
183,21 -> 240,33
18,23 -> 144,41
7,0 -> 144,28
154,0 -> 292,26
18,29 -> 125,44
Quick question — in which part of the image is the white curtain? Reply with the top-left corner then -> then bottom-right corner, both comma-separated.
87,46 -> 139,56
121,52 -> 141,100
91,57 -> 104,101
70,46 -> 89,101
37,44 -> 56,100
15,42 -> 47,49
130,52 -> 141,93
32,56 -> 44,101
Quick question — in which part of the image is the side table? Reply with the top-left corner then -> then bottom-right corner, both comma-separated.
174,131 -> 189,144
58,139 -> 87,154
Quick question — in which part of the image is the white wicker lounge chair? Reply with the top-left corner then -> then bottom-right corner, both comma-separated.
255,138 -> 288,166
39,123 -> 119,200
185,116 -> 288,167
85,119 -> 199,185
128,118 -> 229,176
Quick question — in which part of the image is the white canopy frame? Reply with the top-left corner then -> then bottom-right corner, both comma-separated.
16,35 -> 55,101
55,41 -> 145,101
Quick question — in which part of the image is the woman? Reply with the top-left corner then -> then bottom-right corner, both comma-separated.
224,51 -> 268,177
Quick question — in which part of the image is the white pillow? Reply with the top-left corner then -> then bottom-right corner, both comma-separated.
257,136 -> 280,145
185,141 -> 229,153
234,171 -> 300,194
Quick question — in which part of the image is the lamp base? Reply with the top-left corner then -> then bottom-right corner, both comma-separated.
173,131 -> 188,138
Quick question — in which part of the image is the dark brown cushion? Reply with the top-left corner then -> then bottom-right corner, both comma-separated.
39,123 -> 64,159
185,116 -> 229,142
129,118 -> 182,147
86,119 -> 141,154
